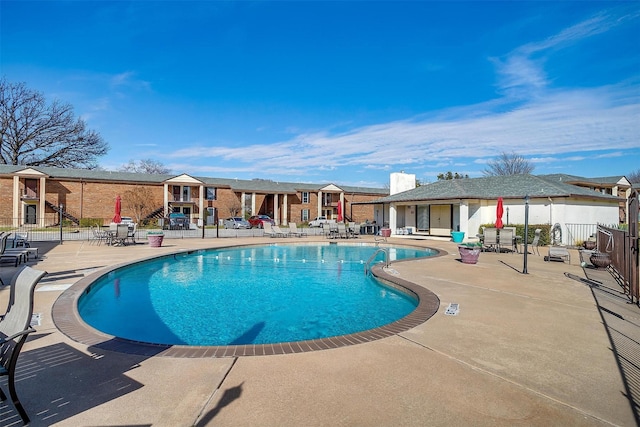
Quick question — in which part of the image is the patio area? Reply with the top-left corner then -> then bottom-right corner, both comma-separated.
1,236 -> 638,426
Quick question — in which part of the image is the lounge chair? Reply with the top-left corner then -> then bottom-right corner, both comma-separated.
0,234 -> 27,267
7,233 -> 38,261
546,246 -> 570,263
271,225 -> 289,237
263,222 -> 279,237
482,228 -> 498,252
288,223 -> 307,237
0,266 -> 47,425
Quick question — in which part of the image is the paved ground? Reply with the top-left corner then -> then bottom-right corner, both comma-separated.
0,236 -> 638,426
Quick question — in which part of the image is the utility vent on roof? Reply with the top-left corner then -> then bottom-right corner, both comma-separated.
444,303 -> 459,316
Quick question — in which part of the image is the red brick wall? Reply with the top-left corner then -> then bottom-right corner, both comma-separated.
2,174 -> 385,226
0,177 -> 13,218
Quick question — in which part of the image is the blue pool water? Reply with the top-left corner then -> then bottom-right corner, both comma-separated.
78,244 -> 435,346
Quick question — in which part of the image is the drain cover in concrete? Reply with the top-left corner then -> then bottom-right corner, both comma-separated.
31,313 -> 41,326
445,303 -> 459,316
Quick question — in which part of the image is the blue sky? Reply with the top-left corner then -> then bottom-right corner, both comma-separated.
2,1 -> 639,188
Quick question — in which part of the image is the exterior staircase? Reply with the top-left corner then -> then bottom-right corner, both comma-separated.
45,200 -> 80,225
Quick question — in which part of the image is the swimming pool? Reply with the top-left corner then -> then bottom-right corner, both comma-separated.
77,243 -> 437,347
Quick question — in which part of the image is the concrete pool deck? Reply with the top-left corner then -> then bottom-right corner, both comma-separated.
0,236 -> 638,426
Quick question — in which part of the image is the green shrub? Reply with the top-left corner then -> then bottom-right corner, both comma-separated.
479,223 -> 550,246
80,218 -> 104,227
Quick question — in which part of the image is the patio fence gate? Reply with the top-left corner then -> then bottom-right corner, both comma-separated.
597,190 -> 639,305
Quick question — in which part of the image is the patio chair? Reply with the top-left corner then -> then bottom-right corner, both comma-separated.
127,223 -> 138,244
111,224 -> 129,246
10,232 -> 29,248
322,223 -> 336,239
90,226 -> 108,246
531,228 -> 542,256
336,223 -> 348,239
499,228 -> 516,253
288,223 -> 307,237
482,228 -> 499,252
348,222 -> 360,238
0,266 -> 47,425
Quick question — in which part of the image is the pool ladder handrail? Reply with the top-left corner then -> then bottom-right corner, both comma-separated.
364,248 -> 389,276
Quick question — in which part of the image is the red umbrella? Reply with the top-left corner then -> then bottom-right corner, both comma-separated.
112,195 -> 122,223
495,197 -> 504,229
337,200 -> 343,222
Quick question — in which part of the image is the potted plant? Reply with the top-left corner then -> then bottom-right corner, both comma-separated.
589,251 -> 611,269
458,242 -> 482,264
147,230 -> 164,247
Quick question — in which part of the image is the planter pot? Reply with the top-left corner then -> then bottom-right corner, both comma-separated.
458,246 -> 481,264
583,240 -> 596,250
451,231 -> 465,243
589,252 -> 611,269
148,234 -> 164,247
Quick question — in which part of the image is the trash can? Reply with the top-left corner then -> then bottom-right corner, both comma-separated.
380,228 -> 391,237
451,231 -> 465,243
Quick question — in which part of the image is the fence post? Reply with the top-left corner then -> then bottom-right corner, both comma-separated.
59,204 -> 64,244
523,195 -> 529,274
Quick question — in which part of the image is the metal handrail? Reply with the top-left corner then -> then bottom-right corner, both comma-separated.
364,248 -> 389,276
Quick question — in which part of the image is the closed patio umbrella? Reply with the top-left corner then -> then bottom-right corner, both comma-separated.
495,197 -> 504,229
112,195 -> 122,223
337,201 -> 343,222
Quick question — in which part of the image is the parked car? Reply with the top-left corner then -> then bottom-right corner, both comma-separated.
165,212 -> 188,229
223,217 -> 251,229
308,216 -> 335,227
248,215 -> 275,228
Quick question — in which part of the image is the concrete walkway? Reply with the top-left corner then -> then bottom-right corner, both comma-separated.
0,236 -> 637,426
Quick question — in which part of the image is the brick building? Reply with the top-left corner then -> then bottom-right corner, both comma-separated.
0,165 -> 388,227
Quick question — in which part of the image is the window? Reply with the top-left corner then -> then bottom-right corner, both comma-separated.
301,209 -> 309,222
302,191 -> 309,204
206,187 -> 216,200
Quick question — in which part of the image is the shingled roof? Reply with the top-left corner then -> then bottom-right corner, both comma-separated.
371,174 -> 623,204
0,165 -> 388,195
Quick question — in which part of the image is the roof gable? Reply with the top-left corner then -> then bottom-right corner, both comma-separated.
320,184 -> 343,192
165,174 -> 204,184
15,167 -> 48,177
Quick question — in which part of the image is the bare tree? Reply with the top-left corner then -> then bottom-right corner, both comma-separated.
0,79 -> 108,168
119,158 -> 171,174
627,169 -> 640,184
122,186 -> 160,223
482,152 -> 534,176
228,198 -> 243,217
437,171 -> 469,180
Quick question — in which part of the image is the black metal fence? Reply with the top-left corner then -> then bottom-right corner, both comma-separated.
0,218 -> 326,243
598,191 -> 639,305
